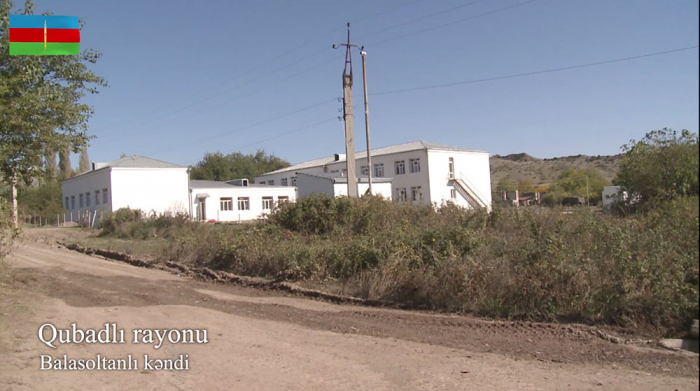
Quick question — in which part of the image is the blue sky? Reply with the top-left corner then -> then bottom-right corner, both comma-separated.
25,0 -> 700,166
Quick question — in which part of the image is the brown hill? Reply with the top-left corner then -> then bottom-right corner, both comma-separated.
490,153 -> 621,189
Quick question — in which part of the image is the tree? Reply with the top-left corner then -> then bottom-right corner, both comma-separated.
58,146 -> 72,179
496,177 -> 515,192
554,168 -> 609,205
517,178 -> 534,193
615,128 -> 699,206
44,150 -> 57,179
190,150 -> 290,182
0,0 -> 107,227
78,147 -> 90,174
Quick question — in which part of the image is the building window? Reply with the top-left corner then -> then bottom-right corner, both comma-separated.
451,189 -> 457,199
95,190 -> 100,205
237,197 -> 250,210
267,180 -> 274,186
64,197 -> 69,210
278,196 -> 289,205
361,165 -> 369,176
103,188 -> 108,204
374,163 -> 384,178
71,196 -> 75,210
220,197 -> 233,211
395,160 -> 405,175
411,186 -> 422,202
79,194 -> 84,208
259,181 -> 265,185
291,176 -> 297,186
330,170 -> 339,174
281,178 -> 288,186
397,188 -> 407,202
262,197 -> 274,210
410,158 -> 420,173
86,192 -> 91,207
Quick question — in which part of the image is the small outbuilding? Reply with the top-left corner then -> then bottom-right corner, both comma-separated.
296,172 -> 393,199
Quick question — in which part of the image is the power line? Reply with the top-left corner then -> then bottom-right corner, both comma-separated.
356,0 -> 487,41
372,45 -> 699,96
183,117 -> 338,165
368,0 -> 538,47
151,98 -> 338,156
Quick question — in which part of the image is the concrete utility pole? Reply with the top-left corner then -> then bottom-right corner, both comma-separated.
333,23 -> 358,198
360,48 -> 372,195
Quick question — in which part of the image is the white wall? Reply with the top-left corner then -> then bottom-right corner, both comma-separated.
192,186 -> 296,222
110,168 -> 190,215
296,175 -> 334,198
333,182 -> 393,199
427,150 -> 492,210
61,168 -> 112,218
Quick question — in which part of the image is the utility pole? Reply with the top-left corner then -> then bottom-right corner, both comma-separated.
586,175 -> 589,207
333,23 -> 358,198
360,48 -> 373,195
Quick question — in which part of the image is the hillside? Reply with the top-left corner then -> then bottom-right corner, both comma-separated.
490,153 -> 621,189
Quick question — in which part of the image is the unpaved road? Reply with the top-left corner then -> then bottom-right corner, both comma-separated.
1,229 -> 698,390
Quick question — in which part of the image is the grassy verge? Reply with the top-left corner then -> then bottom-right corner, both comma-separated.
75,196 -> 699,336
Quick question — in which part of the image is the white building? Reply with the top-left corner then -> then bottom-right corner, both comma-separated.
61,155 -> 190,218
190,179 -> 296,222
254,141 -> 492,210
296,173 -> 393,199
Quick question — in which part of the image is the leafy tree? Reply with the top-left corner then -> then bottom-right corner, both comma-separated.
16,179 -> 63,221
551,168 -> 609,205
58,146 -> 72,179
0,0 -> 106,227
517,178 -> 534,193
615,128 -> 699,206
190,150 -> 290,182
496,177 -> 515,192
44,150 -> 57,179
78,147 -> 90,174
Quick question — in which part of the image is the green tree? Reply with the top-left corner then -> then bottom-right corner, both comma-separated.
496,177 -> 515,192
615,128 -> 699,206
0,0 -> 106,227
190,150 -> 290,182
554,168 -> 609,205
78,147 -> 90,174
517,178 -> 535,193
44,150 -> 57,179
58,146 -> 72,179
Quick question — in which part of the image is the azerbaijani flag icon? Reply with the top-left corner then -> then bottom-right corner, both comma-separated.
9,15 -> 80,55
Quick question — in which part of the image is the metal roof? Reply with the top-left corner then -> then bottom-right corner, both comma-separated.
104,155 -> 184,169
258,140 -> 487,177
190,180 -> 235,189
297,172 -> 393,184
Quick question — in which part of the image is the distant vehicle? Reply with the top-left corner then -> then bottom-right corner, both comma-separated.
562,196 -> 585,206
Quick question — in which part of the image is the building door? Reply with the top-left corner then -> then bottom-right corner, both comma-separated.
200,200 -> 207,220
448,157 -> 455,178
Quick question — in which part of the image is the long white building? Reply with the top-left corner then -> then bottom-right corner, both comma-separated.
254,141 -> 492,210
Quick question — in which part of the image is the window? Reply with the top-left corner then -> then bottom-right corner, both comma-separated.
361,165 -> 369,175
451,189 -> 457,199
65,197 -> 69,210
410,158 -> 421,173
448,157 -> 454,177
396,188 -> 407,202
278,196 -> 290,205
262,197 -> 274,210
259,181 -> 266,185
281,178 -> 288,186
411,186 -> 422,202
86,192 -> 91,207
71,196 -> 75,210
237,197 -> 250,210
220,197 -> 233,211
103,188 -> 108,204
95,190 -> 100,205
291,176 -> 297,186
395,160 -> 405,175
79,194 -> 84,208
267,180 -> 274,186
330,170 -> 339,174
374,163 -> 384,178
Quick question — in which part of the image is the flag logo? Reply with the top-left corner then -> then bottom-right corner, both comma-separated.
9,15 -> 80,56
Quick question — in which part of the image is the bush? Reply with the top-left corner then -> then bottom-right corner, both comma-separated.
99,197 -> 699,335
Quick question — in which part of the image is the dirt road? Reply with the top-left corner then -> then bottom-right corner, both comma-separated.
1,229 -> 697,390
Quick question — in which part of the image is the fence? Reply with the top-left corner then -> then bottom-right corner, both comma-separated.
21,209 -> 103,228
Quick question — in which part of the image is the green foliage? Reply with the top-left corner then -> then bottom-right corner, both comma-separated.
189,150 -> 289,182
517,178 -> 534,193
615,128 -> 699,206
100,197 -> 699,335
550,168 -> 609,205
16,179 -> 63,218
496,177 -> 515,192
